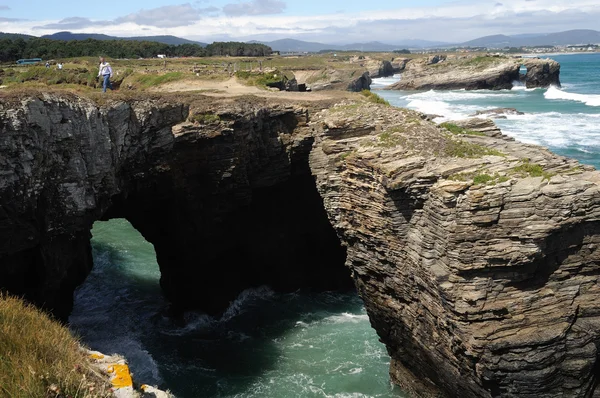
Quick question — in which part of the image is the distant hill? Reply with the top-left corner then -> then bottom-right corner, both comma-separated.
0,32 -> 34,40
41,31 -> 207,46
251,38 -> 447,52
461,30 -> 600,48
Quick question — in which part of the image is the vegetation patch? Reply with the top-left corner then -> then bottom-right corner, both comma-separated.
463,56 -> 503,69
360,90 -> 390,106
449,171 -> 510,185
440,122 -> 485,136
511,160 -> 555,180
131,71 -> 185,88
189,112 -> 221,124
338,150 -> 357,162
443,138 -> 505,158
377,130 -> 406,148
0,293 -> 111,398
235,70 -> 287,88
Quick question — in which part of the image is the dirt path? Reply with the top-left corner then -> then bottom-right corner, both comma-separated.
156,77 -> 345,102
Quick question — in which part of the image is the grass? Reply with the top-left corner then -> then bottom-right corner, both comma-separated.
0,293 -> 111,398
189,112 -> 221,124
512,160 -> 555,180
463,55 -> 503,69
235,70 -> 287,88
449,171 -> 510,185
130,72 -> 185,88
3,66 -> 98,88
360,90 -> 390,106
440,122 -> 485,136
443,138 -> 505,158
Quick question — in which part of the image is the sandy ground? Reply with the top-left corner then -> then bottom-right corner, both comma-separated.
156,77 -> 344,102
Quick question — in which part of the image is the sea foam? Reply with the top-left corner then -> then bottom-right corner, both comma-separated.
545,86 -> 600,107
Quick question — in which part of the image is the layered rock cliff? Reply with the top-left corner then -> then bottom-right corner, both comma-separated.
310,104 -> 600,397
388,55 -> 560,90
2,92 -> 600,397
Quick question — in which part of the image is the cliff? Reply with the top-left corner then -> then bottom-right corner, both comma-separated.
2,92 -> 600,397
310,105 -> 600,397
388,55 -> 560,90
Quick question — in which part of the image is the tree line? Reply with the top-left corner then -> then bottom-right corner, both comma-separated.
0,38 -> 273,62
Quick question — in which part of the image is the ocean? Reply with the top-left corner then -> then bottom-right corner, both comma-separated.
70,53 -> 600,398
373,53 -> 600,168
69,219 -> 405,398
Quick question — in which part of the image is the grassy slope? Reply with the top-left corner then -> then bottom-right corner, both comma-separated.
0,294 -> 111,398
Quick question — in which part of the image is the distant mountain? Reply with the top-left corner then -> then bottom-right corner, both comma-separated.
250,38 -> 446,52
41,31 -> 207,46
461,30 -> 600,48
0,32 -> 34,40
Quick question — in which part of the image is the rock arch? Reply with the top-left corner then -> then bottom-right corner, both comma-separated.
0,94 -> 350,320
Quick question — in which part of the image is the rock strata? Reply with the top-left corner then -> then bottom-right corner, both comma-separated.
310,103 -> 600,397
388,55 -> 560,90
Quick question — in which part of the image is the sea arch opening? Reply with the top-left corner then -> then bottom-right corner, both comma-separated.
72,170 -> 397,396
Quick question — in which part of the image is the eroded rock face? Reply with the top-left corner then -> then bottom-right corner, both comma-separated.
310,103 -> 600,397
0,93 -> 349,319
388,55 -> 560,91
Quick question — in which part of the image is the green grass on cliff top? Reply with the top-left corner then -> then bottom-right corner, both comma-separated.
0,293 -> 111,398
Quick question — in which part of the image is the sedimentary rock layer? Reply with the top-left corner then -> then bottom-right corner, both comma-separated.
310,103 -> 600,397
388,54 -> 560,90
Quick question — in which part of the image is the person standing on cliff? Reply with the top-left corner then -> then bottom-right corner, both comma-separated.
98,57 -> 113,93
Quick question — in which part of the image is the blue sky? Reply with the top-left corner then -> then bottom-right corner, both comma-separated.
1,0 -> 599,43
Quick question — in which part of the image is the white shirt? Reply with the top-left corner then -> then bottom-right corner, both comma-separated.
98,62 -> 113,77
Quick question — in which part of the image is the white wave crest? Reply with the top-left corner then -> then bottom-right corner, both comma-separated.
405,99 -> 469,121
220,285 -> 275,321
370,74 -> 401,88
545,86 -> 600,107
324,312 -> 370,324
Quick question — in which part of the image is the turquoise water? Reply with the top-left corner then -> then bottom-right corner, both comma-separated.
70,220 -> 405,398
374,53 -> 600,169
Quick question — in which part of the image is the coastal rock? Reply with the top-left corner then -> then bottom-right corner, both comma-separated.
87,350 -> 172,398
347,71 -> 373,92
472,108 -> 525,119
387,54 -> 560,91
310,104 -> 600,397
369,60 -> 396,79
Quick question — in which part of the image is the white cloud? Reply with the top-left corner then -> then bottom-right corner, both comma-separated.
223,0 -> 286,16
4,0 -> 600,44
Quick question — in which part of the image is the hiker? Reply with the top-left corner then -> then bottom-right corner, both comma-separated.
45,61 -> 50,68
57,63 -> 63,70
98,57 -> 113,93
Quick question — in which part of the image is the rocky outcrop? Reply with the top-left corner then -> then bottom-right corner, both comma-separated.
310,103 -> 600,397
369,60 -> 396,79
3,92 -> 600,397
0,92 -> 350,320
472,108 -> 525,119
388,55 -> 560,90
347,71 -> 372,92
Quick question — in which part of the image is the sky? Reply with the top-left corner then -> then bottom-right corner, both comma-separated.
1,0 -> 599,44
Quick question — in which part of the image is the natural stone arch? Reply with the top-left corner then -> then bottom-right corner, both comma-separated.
0,94 -> 351,320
